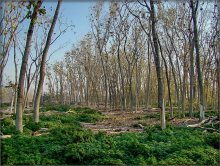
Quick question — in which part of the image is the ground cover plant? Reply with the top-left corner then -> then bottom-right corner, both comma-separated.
1,107 -> 219,165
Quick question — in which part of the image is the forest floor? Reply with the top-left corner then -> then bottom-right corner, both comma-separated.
1,105 -> 219,165
0,106 -> 199,135
81,108 -> 199,134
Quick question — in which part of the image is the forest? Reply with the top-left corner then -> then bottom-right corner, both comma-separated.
0,0 -> 219,165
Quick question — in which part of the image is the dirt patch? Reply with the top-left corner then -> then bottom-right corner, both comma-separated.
82,109 -> 199,135
81,109 -> 158,134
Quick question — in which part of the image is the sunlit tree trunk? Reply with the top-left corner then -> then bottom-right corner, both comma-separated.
190,0 -> 205,121
149,0 -> 166,129
189,33 -> 194,117
16,1 -> 42,132
34,0 -> 61,123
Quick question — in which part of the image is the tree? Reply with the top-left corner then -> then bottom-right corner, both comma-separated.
33,0 -> 62,123
0,1 -> 26,105
148,0 -> 165,129
16,0 -> 43,132
217,0 -> 220,113
190,0 -> 205,121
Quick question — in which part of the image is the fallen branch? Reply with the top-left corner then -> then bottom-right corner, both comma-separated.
200,127 -> 220,133
187,116 -> 218,127
187,116 -> 220,133
168,116 -> 176,121
187,118 -> 209,127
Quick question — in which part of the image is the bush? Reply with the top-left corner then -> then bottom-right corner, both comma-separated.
40,104 -> 72,112
25,122 -> 42,132
1,106 -> 219,165
204,133 -> 219,149
91,158 -> 124,165
1,117 -> 14,126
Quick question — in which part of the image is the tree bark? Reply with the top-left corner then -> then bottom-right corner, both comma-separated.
189,33 -> 194,117
190,0 -> 205,121
217,0 -> 220,113
158,38 -> 173,118
16,1 -> 42,132
33,0 -> 61,123
149,0 -> 166,129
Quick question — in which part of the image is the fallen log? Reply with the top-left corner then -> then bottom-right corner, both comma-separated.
187,116 -> 220,133
187,118 -> 209,127
187,116 -> 218,127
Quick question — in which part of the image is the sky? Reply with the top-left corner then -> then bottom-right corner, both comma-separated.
4,0 -> 104,83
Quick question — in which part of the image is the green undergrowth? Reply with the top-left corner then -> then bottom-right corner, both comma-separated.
1,106 -> 219,165
1,106 -> 105,136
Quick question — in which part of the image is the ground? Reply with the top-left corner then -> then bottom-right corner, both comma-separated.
1,105 -> 219,165
81,108 -> 199,134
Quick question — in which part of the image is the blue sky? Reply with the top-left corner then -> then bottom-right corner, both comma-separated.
4,1 -> 107,83
46,1 -> 97,62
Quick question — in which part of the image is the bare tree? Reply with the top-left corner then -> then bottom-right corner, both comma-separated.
33,0 -> 62,123
16,0 -> 43,132
190,0 -> 205,121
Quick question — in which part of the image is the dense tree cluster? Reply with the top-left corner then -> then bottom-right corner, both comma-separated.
45,0 -> 219,127
0,0 -> 219,132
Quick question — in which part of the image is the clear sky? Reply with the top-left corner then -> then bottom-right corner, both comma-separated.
4,1 -> 102,83
46,1 -> 97,63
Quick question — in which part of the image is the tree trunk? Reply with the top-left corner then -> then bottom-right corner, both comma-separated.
10,90 -> 15,113
189,34 -> 194,117
13,36 -> 18,114
16,1 -> 42,132
149,0 -> 166,129
34,0 -> 61,123
217,0 -> 220,113
128,65 -> 134,112
145,40 -> 151,109
190,0 -> 205,121
158,38 -> 173,118
116,41 -> 125,111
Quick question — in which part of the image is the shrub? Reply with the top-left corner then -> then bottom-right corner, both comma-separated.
1,106 -> 219,165
91,158 -> 124,165
25,122 -> 42,132
204,133 -> 219,149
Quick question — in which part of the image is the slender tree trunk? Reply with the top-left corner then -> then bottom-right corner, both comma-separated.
34,0 -> 61,123
182,58 -> 187,118
16,1 -> 42,132
149,0 -> 165,129
100,54 -> 108,110
145,41 -> 151,109
128,65 -> 134,112
217,0 -> 220,113
60,74 -> 64,103
13,37 -> 18,114
135,60 -> 138,112
190,0 -> 205,121
0,1 -> 3,107
176,54 -> 182,117
10,90 -> 15,113
165,29 -> 181,115
116,41 -> 125,111
189,35 -> 194,117
158,39 -> 173,118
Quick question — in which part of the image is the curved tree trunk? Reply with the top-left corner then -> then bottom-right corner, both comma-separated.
33,0 -> 61,123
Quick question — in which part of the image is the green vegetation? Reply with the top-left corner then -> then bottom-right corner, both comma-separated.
1,107 -> 219,165
40,104 -> 72,112
0,103 -> 11,109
